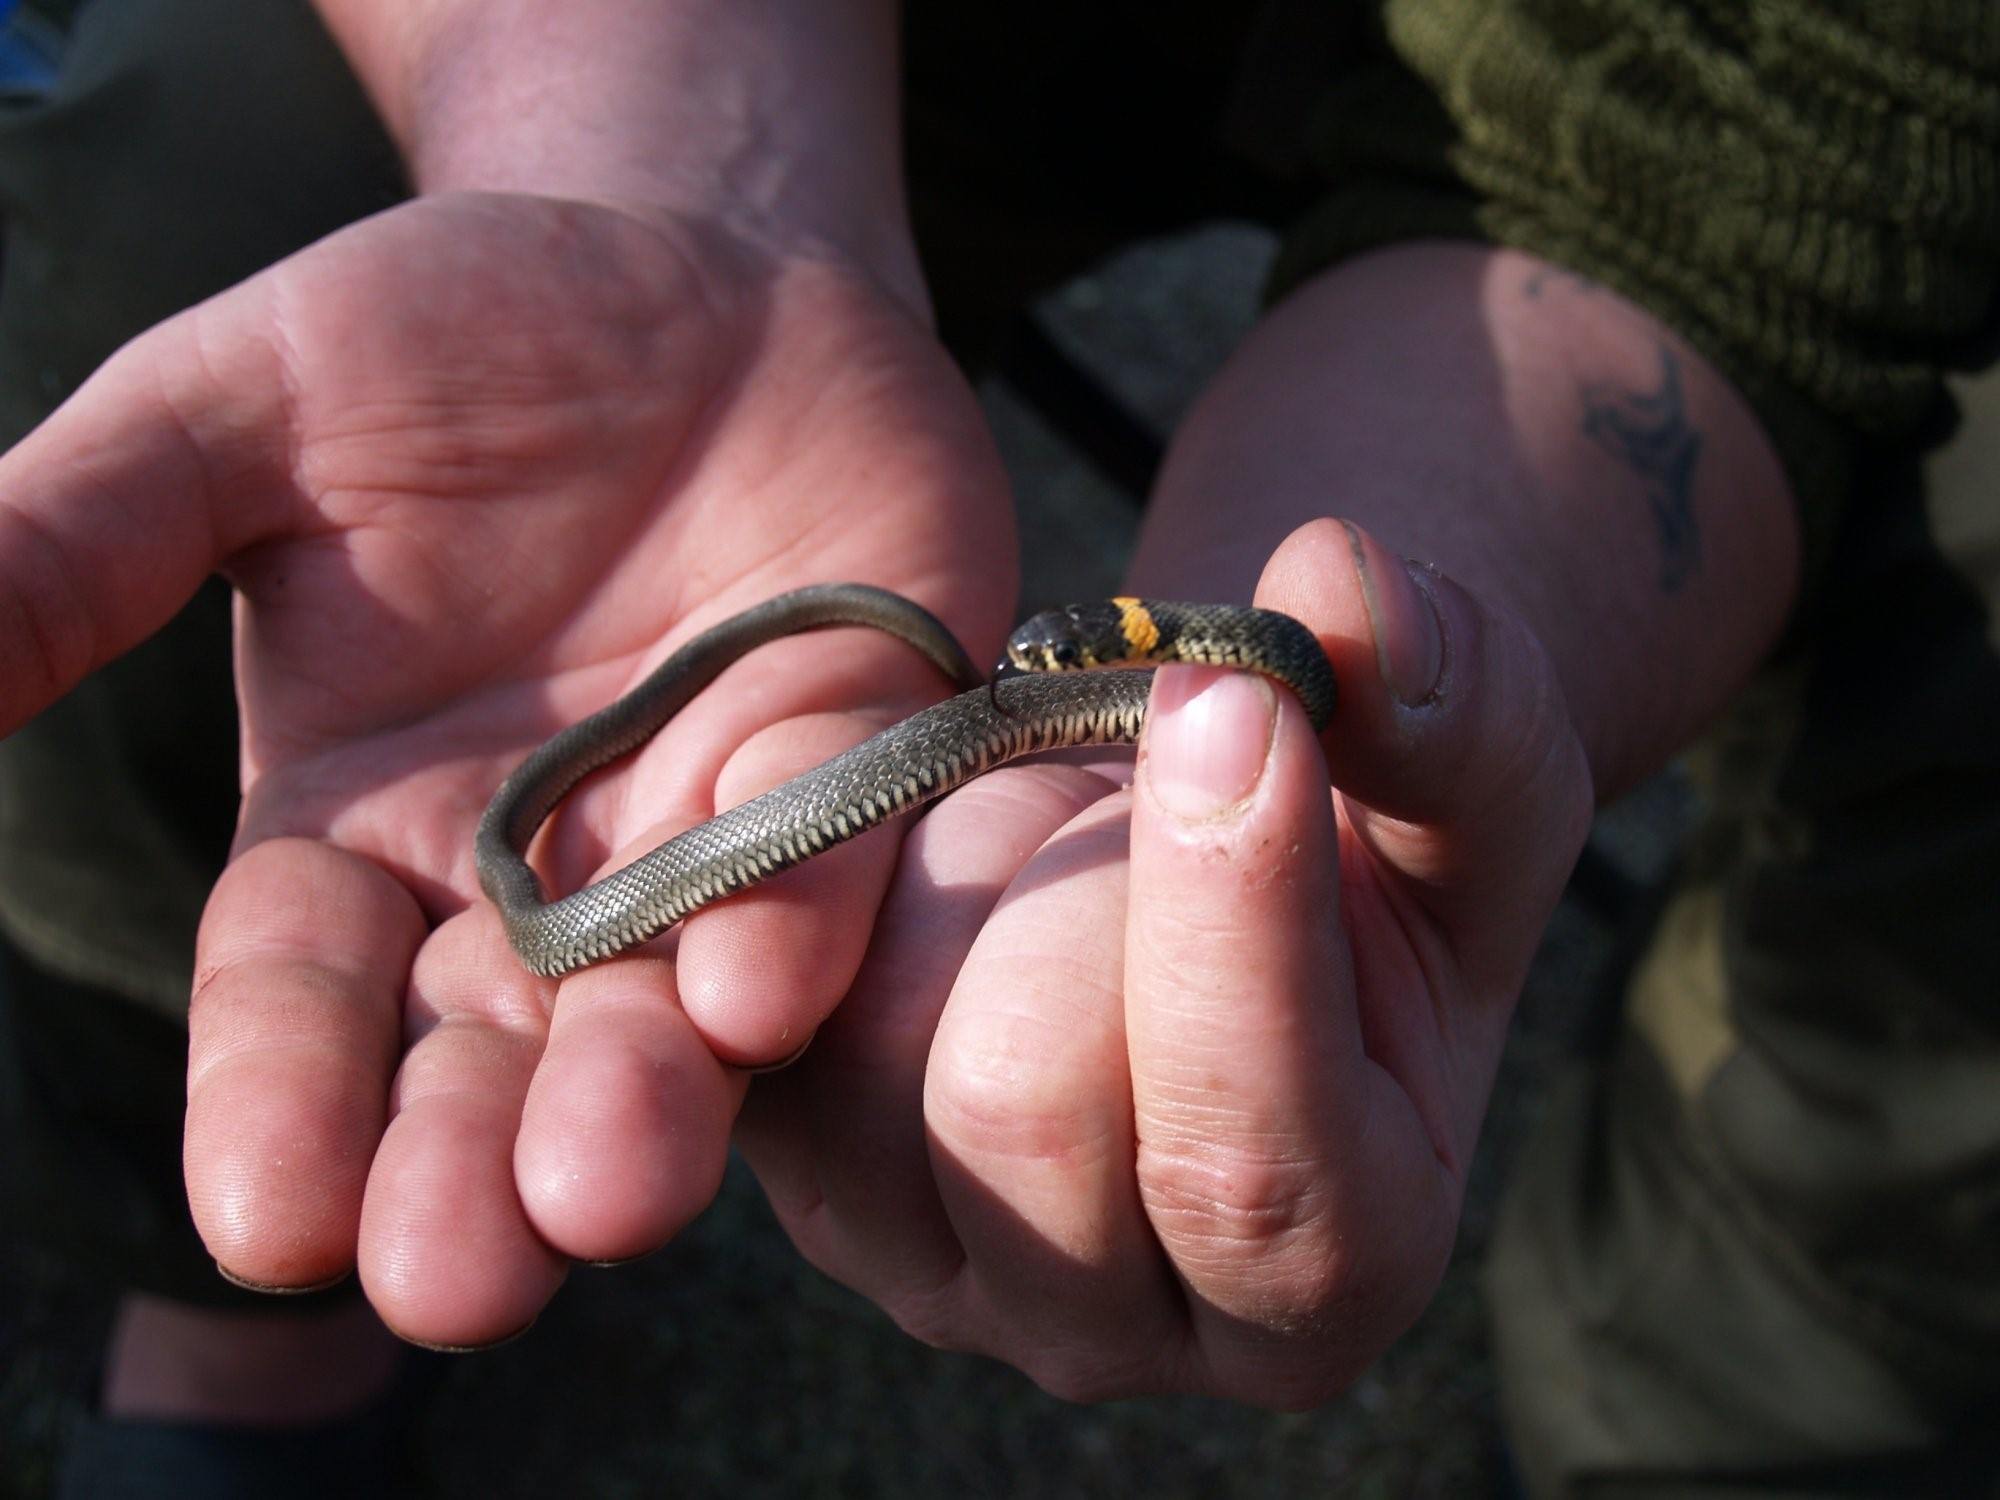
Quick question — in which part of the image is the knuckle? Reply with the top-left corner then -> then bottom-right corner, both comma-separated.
1136,1137 -> 1333,1259
928,1010 -> 1116,1165
881,1285 -> 982,1358
1134,1138 -> 1384,1326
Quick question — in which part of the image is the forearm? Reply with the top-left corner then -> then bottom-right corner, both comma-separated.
311,0 -> 921,302
1134,242 -> 1801,801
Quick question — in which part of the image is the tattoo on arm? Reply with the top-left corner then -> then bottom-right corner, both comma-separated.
1579,343 -> 1703,591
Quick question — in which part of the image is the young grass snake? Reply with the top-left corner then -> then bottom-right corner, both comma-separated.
476,584 -> 1336,977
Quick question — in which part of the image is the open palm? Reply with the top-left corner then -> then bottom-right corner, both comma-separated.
0,191 -> 1015,1343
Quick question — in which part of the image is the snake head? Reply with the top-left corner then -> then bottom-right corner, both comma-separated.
993,598 -> 1169,716
1003,600 -> 1144,674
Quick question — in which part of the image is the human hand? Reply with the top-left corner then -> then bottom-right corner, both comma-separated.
734,519 -> 1593,1404
724,237 -> 1798,1402
0,190 -> 1014,1343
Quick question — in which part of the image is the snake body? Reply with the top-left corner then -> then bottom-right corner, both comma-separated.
477,584 -> 1336,977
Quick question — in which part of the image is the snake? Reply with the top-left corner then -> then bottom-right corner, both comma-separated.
476,584 -> 1337,978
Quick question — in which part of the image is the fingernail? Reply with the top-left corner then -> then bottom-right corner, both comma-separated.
404,1316 -> 539,1354
1346,521 -> 1443,705
583,1250 -> 659,1269
744,1029 -> 817,1074
215,1262 -> 351,1296
1145,665 -> 1276,821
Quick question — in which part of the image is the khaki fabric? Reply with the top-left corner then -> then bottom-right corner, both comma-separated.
1489,366 -> 2000,1495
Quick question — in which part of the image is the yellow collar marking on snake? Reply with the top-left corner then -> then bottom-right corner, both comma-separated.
1110,597 -> 1161,659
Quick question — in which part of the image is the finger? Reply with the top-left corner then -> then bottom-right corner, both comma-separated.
0,292 -> 291,735
513,955 -> 743,1263
919,790 -> 1190,1399
1125,661 -> 1450,1406
736,761 -> 1120,1340
667,665 -> 944,1064
184,838 -> 423,1292
355,905 -> 568,1347
666,713 -> 901,1063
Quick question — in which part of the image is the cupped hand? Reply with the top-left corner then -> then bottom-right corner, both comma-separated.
733,519 -> 1594,1405
0,191 -> 1015,1343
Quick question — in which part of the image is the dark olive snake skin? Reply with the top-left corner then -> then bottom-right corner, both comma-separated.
476,584 -> 1336,977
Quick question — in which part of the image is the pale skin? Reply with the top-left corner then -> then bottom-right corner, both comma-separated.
1,0 -> 1798,1413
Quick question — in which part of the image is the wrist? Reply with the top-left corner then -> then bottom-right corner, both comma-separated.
314,0 -> 926,309
1135,242 -> 1800,799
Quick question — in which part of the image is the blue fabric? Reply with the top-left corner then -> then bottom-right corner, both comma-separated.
0,0 -> 59,91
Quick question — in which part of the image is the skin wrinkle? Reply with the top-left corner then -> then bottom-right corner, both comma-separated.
938,1104 -> 1134,1181
966,958 -> 1124,1030
1126,955 -> 1338,1086
174,305 -> 282,568
255,243 -> 317,569
1170,1227 -> 1348,1317
707,424 -> 973,633
186,1025 -> 383,1110
1168,1144 -> 1451,1404
1134,1127 -> 1340,1251
256,286 -> 796,848
191,861 -> 417,978
1129,874 -> 1309,978
880,1259 -> 983,1355
187,960 -> 369,1061
401,973 -> 552,1052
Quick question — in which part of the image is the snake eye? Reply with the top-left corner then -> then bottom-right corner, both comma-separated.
1052,641 -> 1081,668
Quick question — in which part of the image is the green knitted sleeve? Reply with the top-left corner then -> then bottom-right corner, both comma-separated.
1272,1 -> 2000,554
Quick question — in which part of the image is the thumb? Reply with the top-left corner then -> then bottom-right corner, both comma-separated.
0,291 -> 292,734
1260,515 -> 1595,1017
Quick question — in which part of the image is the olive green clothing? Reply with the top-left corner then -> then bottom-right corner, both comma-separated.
1273,1 -> 2000,575
0,3 -> 1997,1492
